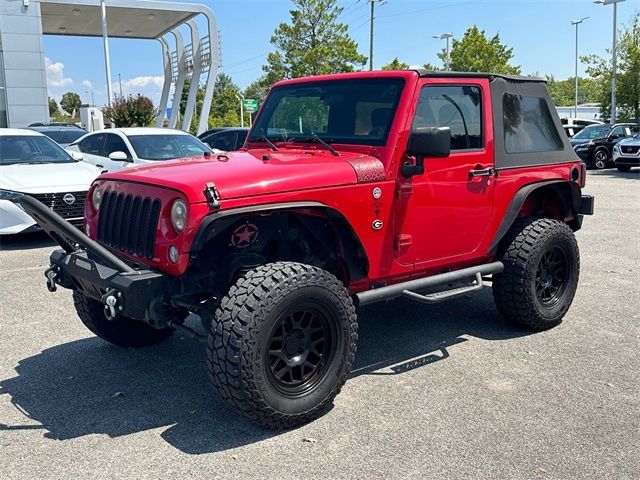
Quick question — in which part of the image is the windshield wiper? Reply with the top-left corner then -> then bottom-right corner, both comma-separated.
292,135 -> 339,157
255,136 -> 278,151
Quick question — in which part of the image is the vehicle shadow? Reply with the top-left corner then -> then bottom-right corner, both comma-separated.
0,289 -> 530,454
0,231 -> 56,251
590,168 -> 640,180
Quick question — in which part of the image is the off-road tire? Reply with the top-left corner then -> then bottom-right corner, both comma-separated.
73,291 -> 174,347
592,148 -> 609,169
617,165 -> 632,172
493,218 -> 580,330
207,262 -> 358,429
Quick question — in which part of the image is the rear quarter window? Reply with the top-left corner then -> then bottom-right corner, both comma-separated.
503,94 -> 563,154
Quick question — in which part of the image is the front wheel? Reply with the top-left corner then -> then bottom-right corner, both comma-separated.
493,218 -> 580,330
207,262 -> 358,428
592,148 -> 609,169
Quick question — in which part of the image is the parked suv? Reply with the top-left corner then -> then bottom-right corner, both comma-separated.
22,70 -> 593,428
198,127 -> 249,153
571,123 -> 640,169
613,132 -> 640,171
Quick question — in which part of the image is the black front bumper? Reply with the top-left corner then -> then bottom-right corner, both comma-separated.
19,194 -> 169,324
48,249 -> 167,322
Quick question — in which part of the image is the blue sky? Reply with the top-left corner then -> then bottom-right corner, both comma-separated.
43,0 -> 638,106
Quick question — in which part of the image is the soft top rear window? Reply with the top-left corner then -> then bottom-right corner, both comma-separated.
503,94 -> 564,154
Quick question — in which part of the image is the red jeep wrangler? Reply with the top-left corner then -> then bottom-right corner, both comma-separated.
23,70 -> 594,428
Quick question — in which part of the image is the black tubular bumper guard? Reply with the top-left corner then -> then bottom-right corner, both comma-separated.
19,195 -> 167,322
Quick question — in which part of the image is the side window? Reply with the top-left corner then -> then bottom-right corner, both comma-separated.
412,85 -> 483,150
104,134 -> 131,157
208,132 -> 236,151
79,134 -> 106,155
503,94 -> 563,154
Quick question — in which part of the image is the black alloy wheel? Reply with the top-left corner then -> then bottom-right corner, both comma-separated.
535,246 -> 570,307
266,303 -> 337,397
593,149 -> 608,169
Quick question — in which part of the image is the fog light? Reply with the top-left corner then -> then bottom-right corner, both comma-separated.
169,245 -> 179,263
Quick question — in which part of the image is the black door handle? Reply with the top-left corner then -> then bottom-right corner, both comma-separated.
469,167 -> 495,177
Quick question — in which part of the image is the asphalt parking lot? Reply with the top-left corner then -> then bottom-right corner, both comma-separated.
0,169 -> 638,479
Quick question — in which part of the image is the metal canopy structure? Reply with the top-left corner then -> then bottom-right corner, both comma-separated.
39,0 -> 219,134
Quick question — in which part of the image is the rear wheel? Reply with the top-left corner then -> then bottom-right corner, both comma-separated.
493,218 -> 580,330
617,165 -> 632,172
207,262 -> 358,428
592,148 -> 609,169
73,291 -> 173,347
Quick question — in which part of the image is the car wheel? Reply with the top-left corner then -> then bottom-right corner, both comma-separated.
493,218 -> 580,331
73,291 -> 174,347
207,262 -> 358,428
593,148 -> 609,169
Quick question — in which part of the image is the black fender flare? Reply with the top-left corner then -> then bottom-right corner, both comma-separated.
189,201 -> 369,280
489,180 -> 582,253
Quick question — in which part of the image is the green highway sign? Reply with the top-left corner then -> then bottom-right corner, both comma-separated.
242,99 -> 259,113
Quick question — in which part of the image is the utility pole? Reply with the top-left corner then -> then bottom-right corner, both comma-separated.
433,33 -> 453,70
118,73 -> 123,99
368,0 -> 386,71
594,0 -> 626,124
571,17 -> 589,119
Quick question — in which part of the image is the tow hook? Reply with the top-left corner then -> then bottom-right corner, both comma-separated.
101,289 -> 122,320
45,267 -> 58,292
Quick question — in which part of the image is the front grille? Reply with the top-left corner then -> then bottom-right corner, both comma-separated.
621,145 -> 640,155
31,191 -> 86,219
97,190 -> 161,260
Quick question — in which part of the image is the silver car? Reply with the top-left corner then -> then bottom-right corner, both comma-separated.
613,132 -> 640,172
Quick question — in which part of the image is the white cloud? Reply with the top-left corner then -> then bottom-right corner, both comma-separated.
82,79 -> 92,89
45,57 -> 73,88
115,75 -> 165,104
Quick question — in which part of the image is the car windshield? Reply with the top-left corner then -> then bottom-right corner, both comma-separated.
127,134 -> 212,161
248,78 -> 405,146
572,124 -> 611,140
39,129 -> 86,145
0,135 -> 74,165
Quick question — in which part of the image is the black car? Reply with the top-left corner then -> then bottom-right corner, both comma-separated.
198,127 -> 249,152
571,123 -> 640,169
28,125 -> 87,148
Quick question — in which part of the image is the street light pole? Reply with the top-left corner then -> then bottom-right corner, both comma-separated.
433,33 -> 453,70
595,0 -> 626,124
236,93 -> 244,128
100,0 -> 113,108
368,1 -> 386,71
571,17 -> 589,119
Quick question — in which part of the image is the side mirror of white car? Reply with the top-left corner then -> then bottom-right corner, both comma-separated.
68,150 -> 84,161
108,151 -> 129,161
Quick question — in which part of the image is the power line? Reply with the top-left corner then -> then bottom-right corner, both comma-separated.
377,0 -> 482,19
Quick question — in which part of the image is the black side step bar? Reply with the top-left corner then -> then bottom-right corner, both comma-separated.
355,262 -> 504,307
19,195 -> 134,273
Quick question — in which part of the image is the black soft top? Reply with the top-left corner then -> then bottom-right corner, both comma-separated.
416,70 -> 577,169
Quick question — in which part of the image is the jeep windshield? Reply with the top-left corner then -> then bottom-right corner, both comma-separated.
249,78 -> 405,147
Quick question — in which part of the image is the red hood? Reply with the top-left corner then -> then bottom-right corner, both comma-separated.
99,148 -> 385,203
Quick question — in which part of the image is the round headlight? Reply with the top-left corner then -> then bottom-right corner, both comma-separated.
91,185 -> 102,211
170,199 -> 187,233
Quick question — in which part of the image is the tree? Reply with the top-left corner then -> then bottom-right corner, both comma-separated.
102,94 -> 156,127
545,75 -> 600,107
382,58 -> 409,70
582,11 -> 640,121
48,98 -> 59,117
263,0 -> 367,84
442,26 -> 520,74
60,92 -> 81,116
209,73 -> 242,128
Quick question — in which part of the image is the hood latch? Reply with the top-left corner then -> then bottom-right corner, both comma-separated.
204,182 -> 221,209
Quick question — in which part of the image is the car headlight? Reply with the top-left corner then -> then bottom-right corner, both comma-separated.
0,189 -> 23,202
91,185 -> 102,211
613,145 -> 620,152
170,199 -> 187,233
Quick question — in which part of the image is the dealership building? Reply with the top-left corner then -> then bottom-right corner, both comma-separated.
0,0 -> 218,134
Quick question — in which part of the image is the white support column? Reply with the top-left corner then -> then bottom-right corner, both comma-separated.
197,11 -> 220,135
182,19 -> 202,132
156,36 -> 173,127
168,28 -> 186,129
100,0 -> 113,108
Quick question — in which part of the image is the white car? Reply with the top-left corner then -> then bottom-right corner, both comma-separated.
66,127 -> 212,172
0,129 -> 101,235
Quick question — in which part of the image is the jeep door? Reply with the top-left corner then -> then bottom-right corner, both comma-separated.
394,79 -> 494,266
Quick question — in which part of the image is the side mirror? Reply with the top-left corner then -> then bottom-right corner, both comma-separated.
402,126 -> 451,177
68,150 -> 84,161
108,151 -> 129,161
